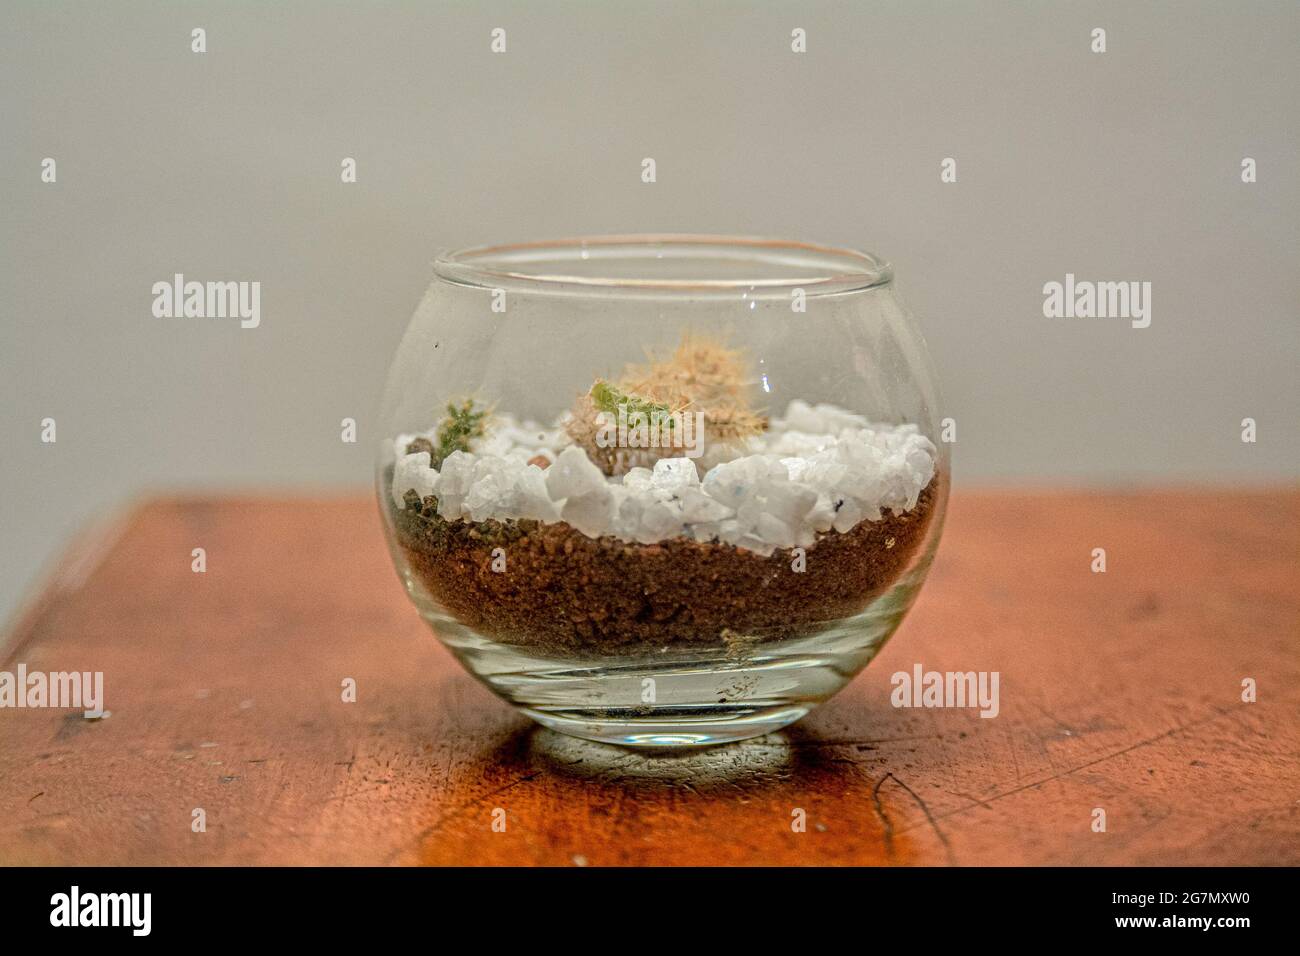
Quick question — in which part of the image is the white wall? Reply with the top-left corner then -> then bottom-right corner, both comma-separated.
2,0 -> 1297,620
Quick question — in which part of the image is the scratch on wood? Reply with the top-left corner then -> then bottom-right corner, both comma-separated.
870,774 -> 896,862
948,789 -> 992,810
882,771 -> 957,866
901,705 -> 1237,835
391,770 -> 543,864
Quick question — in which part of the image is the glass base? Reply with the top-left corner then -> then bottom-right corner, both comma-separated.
425,572 -> 925,748
521,705 -> 811,747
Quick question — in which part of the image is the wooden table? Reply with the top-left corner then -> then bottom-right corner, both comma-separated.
1,490 -> 1296,866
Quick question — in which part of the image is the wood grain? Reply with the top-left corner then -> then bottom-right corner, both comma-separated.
1,489 -> 1296,866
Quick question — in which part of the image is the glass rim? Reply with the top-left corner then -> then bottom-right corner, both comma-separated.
432,234 -> 894,298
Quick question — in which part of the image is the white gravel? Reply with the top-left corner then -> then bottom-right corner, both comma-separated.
392,400 -> 936,556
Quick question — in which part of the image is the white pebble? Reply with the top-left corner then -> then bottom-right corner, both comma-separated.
677,486 -> 733,524
832,496 -> 863,534
651,457 -> 699,491
391,451 -> 435,508
545,446 -> 607,501
636,500 -> 683,543
562,485 -> 615,538
390,404 -> 936,553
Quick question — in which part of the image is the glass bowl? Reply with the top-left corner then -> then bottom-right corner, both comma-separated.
376,235 -> 949,747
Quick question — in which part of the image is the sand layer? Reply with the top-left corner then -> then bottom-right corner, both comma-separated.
392,472 -> 941,654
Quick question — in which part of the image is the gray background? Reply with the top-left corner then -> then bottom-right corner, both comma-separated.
3,1 -> 1298,622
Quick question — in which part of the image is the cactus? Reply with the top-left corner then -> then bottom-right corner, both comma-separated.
567,380 -> 688,476
624,330 -> 752,408
433,398 -> 489,467
565,332 -> 766,475
589,379 -> 677,423
407,397 -> 490,469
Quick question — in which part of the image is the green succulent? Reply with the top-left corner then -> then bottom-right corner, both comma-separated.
431,397 -> 489,468
589,379 -> 676,427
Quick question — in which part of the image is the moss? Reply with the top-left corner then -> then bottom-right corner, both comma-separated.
589,380 -> 677,428
429,398 -> 489,469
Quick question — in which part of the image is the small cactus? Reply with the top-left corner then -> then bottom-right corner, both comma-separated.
565,332 -> 766,475
624,330 -> 753,409
589,379 -> 678,422
408,398 -> 490,469
567,381 -> 687,475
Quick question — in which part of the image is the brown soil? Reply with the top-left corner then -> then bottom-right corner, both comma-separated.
392,472 -> 942,654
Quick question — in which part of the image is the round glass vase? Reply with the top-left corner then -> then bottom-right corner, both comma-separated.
376,235 -> 949,747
